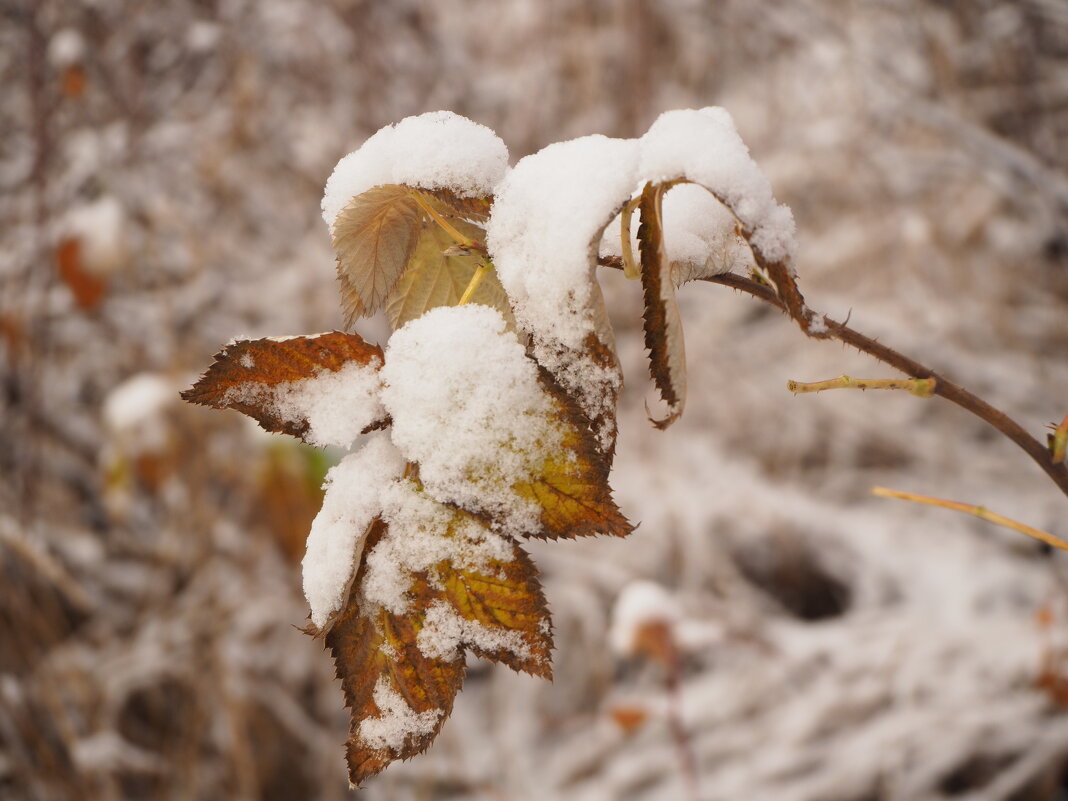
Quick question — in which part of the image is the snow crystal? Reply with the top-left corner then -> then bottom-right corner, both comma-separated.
321,111 -> 509,231
608,580 -> 682,656
379,305 -> 561,536
223,359 -> 385,449
361,478 -> 515,614
357,677 -> 441,752
639,107 -> 797,264
301,433 -> 405,629
417,600 -> 533,663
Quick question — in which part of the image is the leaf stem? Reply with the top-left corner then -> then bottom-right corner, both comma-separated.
410,190 -> 480,251
620,196 -> 641,280
458,263 -> 489,305
871,486 -> 1068,552
788,374 -> 937,397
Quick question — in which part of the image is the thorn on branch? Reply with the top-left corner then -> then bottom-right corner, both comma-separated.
871,486 -> 1068,554
787,375 -> 937,398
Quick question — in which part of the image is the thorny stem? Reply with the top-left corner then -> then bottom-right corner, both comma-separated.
872,486 -> 1068,553
705,271 -> 1068,499
597,257 -> 1068,499
788,375 -> 937,398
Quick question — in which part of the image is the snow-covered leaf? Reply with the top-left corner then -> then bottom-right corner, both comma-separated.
332,185 -> 423,323
637,182 -> 686,428
326,519 -> 465,787
181,332 -> 386,447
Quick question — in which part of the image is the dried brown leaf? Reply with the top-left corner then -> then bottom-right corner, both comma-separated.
332,185 -> 423,320
637,182 -> 687,428
181,332 -> 384,441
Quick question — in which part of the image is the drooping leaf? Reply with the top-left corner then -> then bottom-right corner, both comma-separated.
385,221 -> 512,330
332,185 -> 424,322
511,372 -> 633,540
326,521 -> 465,787
637,182 -> 687,428
180,331 -> 385,442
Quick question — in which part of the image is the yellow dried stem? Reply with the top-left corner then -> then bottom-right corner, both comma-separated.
620,196 -> 641,280
871,486 -> 1068,553
458,262 -> 489,306
787,374 -> 937,398
410,190 -> 479,250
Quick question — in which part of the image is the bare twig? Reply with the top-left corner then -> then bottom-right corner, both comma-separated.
788,375 -> 937,398
872,486 -> 1068,553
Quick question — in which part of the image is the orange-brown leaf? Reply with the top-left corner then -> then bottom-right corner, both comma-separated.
638,182 -> 686,428
511,373 -> 633,540
181,331 -> 384,441
327,521 -> 466,786
56,237 -> 106,310
333,185 -> 423,321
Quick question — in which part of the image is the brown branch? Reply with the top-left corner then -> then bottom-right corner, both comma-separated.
598,258 -> 1068,496
702,272 -> 1068,498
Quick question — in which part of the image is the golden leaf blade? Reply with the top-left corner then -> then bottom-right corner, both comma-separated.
384,220 -> 513,330
332,185 -> 423,319
434,515 -> 553,678
512,373 -> 633,540
637,181 -> 687,428
180,331 -> 384,441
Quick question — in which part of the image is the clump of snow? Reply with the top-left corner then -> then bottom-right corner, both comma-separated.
379,305 -> 561,536
48,28 -> 86,68
487,135 -> 636,439
63,197 -> 128,276
639,107 -> 797,264
417,600 -> 533,663
103,372 -> 177,453
488,135 -> 638,354
321,111 -> 509,231
609,580 -> 682,656
223,359 -> 385,449
360,480 -> 515,616
301,433 -> 405,629
599,183 -> 750,283
357,677 -> 441,752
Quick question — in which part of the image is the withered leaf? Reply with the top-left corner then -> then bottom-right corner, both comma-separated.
511,372 -> 633,540
326,508 -> 554,786
385,220 -> 512,330
421,187 -> 493,222
327,522 -> 465,787
333,185 -> 423,322
56,237 -> 106,310
638,182 -> 687,428
181,331 -> 384,442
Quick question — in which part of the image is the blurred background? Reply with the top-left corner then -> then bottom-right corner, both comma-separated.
3,0 -> 1068,799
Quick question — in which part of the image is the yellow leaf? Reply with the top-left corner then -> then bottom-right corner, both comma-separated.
512,373 -> 633,540
385,221 -> 512,330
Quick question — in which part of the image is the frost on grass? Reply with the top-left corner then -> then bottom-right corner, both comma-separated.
356,677 -> 442,752
639,107 -> 797,265
379,305 -> 562,536
223,360 -> 384,449
321,110 -> 509,232
487,135 -> 637,446
302,433 -> 405,629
